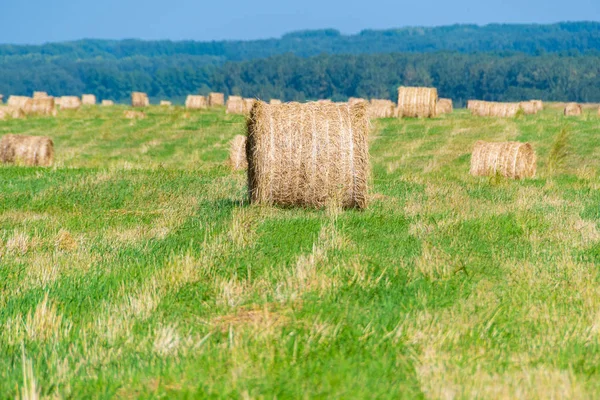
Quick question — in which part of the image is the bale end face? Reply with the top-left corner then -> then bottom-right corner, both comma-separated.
470,141 -> 536,179
0,134 -> 54,167
397,87 -> 438,118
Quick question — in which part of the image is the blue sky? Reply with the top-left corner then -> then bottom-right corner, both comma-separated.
1,0 -> 599,44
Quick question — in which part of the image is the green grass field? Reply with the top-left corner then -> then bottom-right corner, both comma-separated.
1,105 -> 599,398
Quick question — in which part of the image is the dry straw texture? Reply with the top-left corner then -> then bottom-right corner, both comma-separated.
243,98 -> 256,113
519,101 -> 538,115
7,96 -> 31,109
470,141 -> 536,179
247,101 -> 370,209
185,95 -> 207,109
131,92 -> 150,108
531,100 -> 543,112
101,100 -> 114,106
160,100 -> 172,106
436,98 -> 453,115
564,103 -> 582,116
208,93 -> 225,107
317,99 -> 332,104
468,101 -> 520,117
369,99 -> 396,118
0,106 -> 25,120
226,96 -> 244,114
229,135 -> 247,171
59,96 -> 82,110
24,97 -> 56,116
397,87 -> 438,118
0,134 -> 54,166
81,94 -> 96,105
33,91 -> 49,99
270,99 -> 282,105
124,110 -> 146,119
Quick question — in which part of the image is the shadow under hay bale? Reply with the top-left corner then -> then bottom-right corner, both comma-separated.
0,106 -> 25,120
397,87 -> 438,118
209,93 -> 225,107
82,94 -> 96,105
470,141 -> 536,179
369,99 -> 396,118
60,96 -> 82,110
229,135 -> 247,171
131,92 -> 150,108
247,101 -> 370,209
564,103 -> 582,116
436,98 -> 453,115
0,134 -> 54,166
227,96 -> 244,114
186,95 -> 207,109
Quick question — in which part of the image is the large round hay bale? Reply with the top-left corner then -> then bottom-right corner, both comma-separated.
160,100 -> 172,106
531,100 -> 543,112
247,101 -> 370,209
185,95 -> 207,109
0,106 -> 25,120
33,91 -> 49,99
470,141 -> 536,179
564,103 -> 582,116
397,87 -> 438,118
7,96 -> 31,109
60,96 -> 82,110
132,92 -> 150,108
24,97 -> 56,116
436,98 -> 453,115
519,101 -> 538,115
229,135 -> 247,171
81,94 -> 96,105
208,93 -> 225,107
0,134 -> 54,166
369,99 -> 396,118
227,96 -> 244,114
349,97 -> 367,106
101,100 -> 114,106
468,101 -> 520,117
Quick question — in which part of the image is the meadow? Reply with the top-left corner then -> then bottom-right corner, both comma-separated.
1,105 -> 600,398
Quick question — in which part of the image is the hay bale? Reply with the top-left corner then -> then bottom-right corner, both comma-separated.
7,96 -> 31,109
348,97 -> 367,106
317,99 -> 332,104
124,110 -> 146,119
101,100 -> 114,106
247,101 -> 370,209
470,141 -> 536,179
468,101 -> 520,117
269,99 -> 282,105
185,95 -> 207,109
519,101 -> 538,115
60,96 -> 82,110
369,99 -> 396,118
33,91 -> 49,99
160,100 -> 172,106
531,100 -> 543,112
0,134 -> 54,166
229,135 -> 247,170
243,98 -> 256,113
564,103 -> 582,116
24,97 -> 56,116
0,106 -> 25,120
397,87 -> 438,118
208,92 -> 225,107
436,98 -> 453,115
81,94 -> 96,105
227,96 -> 244,114
132,92 -> 150,108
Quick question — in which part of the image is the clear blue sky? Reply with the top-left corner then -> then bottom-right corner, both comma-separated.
1,0 -> 599,44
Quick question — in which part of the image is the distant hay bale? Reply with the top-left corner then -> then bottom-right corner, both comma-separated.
0,106 -> 25,120
436,98 -> 453,115
81,94 -> 96,105
247,101 -> 370,209
7,96 -> 31,109
131,92 -> 150,108
229,135 -> 247,170
348,97 -> 367,106
160,100 -> 172,106
208,92 -> 225,107
226,96 -> 244,114
124,110 -> 146,119
269,99 -> 282,105
101,100 -> 114,106
397,87 -> 438,118
369,99 -> 396,118
33,91 -> 49,99
470,141 -> 536,179
468,100 -> 520,117
0,134 -> 54,166
531,100 -> 543,112
24,97 -> 56,116
185,95 -> 207,109
59,96 -> 82,110
564,103 -> 582,116
519,101 -> 538,115
243,98 -> 256,113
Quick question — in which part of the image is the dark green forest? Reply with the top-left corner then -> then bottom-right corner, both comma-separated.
1,22 -> 599,105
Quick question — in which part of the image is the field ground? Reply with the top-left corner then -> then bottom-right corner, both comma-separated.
1,105 -> 600,398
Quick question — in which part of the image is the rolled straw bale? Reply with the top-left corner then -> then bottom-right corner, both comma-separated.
470,141 -> 536,179
564,103 -> 582,116
0,106 -> 25,120
60,96 -> 82,110
124,110 -> 146,119
132,92 -> 150,108
227,96 -> 244,114
519,101 -> 538,115
23,97 -> 56,116
229,135 -> 247,170
160,100 -> 172,106
208,92 -> 225,107
247,101 -> 370,209
243,98 -> 256,113
81,94 -> 96,105
436,98 -> 453,115
7,96 -> 31,109
185,95 -> 207,109
531,100 -> 543,112
33,91 -> 49,99
468,101 -> 520,117
0,134 -> 54,166
348,97 -> 367,106
101,100 -> 114,106
397,87 -> 438,118
369,99 -> 396,118
269,99 -> 282,105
